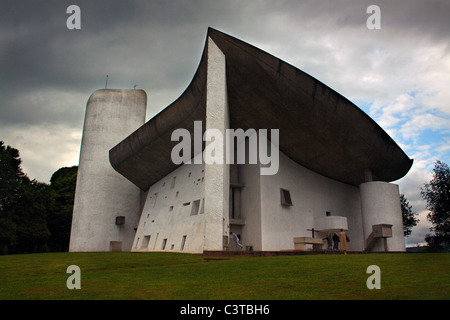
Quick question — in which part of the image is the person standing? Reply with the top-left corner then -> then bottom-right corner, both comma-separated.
339,229 -> 348,255
332,233 -> 340,250
324,233 -> 333,250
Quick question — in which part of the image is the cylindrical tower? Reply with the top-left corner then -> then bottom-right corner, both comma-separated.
69,89 -> 147,252
360,181 -> 405,252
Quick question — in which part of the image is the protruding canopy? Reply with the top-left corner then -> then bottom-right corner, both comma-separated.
110,28 -> 413,191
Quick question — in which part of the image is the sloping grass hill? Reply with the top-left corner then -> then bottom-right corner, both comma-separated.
0,252 -> 448,300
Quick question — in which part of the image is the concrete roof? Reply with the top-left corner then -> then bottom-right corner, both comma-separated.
109,28 -> 413,191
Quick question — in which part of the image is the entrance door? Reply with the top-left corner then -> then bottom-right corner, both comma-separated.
110,241 -> 122,252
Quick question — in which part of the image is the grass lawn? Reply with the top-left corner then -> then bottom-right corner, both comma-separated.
0,252 -> 448,300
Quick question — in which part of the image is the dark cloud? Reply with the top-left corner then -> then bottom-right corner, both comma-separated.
2,0 -> 446,113
382,0 -> 450,42
1,0 -> 448,128
0,0 -> 236,125
1,0 -> 448,127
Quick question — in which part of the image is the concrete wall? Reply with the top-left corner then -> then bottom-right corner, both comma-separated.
241,151 -> 405,252
238,161 -> 262,250
132,153 -> 206,253
258,151 -> 364,251
203,36 -> 230,251
230,136 -> 365,252
131,145 -> 405,253
69,89 -> 146,252
360,181 -> 406,251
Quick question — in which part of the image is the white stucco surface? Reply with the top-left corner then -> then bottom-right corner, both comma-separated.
203,36 -> 230,251
132,153 -> 206,253
245,149 -> 364,251
69,89 -> 146,252
360,181 -> 406,251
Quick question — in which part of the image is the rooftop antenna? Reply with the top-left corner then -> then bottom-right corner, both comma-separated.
105,75 -> 109,89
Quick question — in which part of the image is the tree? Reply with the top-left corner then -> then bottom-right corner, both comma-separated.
0,141 -> 51,254
47,166 -> 77,252
421,160 -> 450,248
400,194 -> 419,237
0,141 -> 25,253
11,179 -> 52,253
1,141 -> 78,254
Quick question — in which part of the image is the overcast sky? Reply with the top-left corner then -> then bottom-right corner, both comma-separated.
1,0 -> 449,247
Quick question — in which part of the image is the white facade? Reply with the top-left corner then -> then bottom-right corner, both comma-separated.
257,150 -> 363,251
132,142 -> 405,253
203,37 -> 230,251
71,36 -> 407,254
69,89 -> 147,252
360,181 -> 406,251
133,153 -> 206,252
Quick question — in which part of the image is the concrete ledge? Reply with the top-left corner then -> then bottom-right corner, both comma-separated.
294,237 -> 324,251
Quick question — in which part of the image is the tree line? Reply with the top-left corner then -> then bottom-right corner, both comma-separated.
401,160 -> 450,250
0,141 -> 76,254
0,141 -> 449,254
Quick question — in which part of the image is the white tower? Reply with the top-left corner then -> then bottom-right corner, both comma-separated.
69,89 -> 147,252
360,181 -> 406,252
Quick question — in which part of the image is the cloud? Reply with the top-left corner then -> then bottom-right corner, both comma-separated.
0,88 -> 87,127
400,113 -> 450,142
1,124 -> 81,183
370,93 -> 415,129
405,209 -> 431,247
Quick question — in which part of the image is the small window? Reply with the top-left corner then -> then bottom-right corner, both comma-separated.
115,216 -> 125,225
180,235 -> 187,251
199,198 -> 205,214
161,238 -> 167,250
169,206 -> 174,211
141,235 -> 151,249
135,238 -> 140,248
280,188 -> 293,206
171,176 -> 176,189
326,211 -> 331,216
191,200 -> 200,216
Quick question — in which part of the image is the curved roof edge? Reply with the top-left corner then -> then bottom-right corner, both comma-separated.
110,27 -> 413,191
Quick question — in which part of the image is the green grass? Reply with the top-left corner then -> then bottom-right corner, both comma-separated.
0,252 -> 449,300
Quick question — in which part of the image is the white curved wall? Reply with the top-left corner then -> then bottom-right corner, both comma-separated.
258,151 -> 364,251
69,89 -> 146,252
314,216 -> 348,232
360,181 -> 405,252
